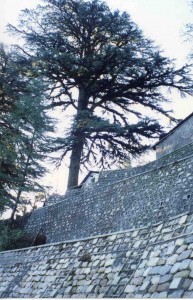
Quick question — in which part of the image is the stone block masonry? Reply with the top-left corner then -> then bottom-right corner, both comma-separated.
26,142 -> 193,243
155,113 -> 193,159
1,212 -> 193,298
97,141 -> 193,187
2,114 -> 193,298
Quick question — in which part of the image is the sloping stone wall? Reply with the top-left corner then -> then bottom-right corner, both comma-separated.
1,212 -> 193,298
26,143 -> 193,243
156,114 -> 193,159
97,141 -> 193,186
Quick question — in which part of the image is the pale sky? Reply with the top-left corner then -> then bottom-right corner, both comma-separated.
0,0 -> 193,194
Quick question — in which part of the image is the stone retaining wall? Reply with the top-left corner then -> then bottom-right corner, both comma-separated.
45,142 -> 193,207
155,114 -> 193,159
1,212 -> 193,298
97,141 -> 193,187
26,143 -> 193,243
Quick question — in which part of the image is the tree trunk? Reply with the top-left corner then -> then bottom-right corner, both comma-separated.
9,188 -> 23,226
67,86 -> 87,189
67,138 -> 84,188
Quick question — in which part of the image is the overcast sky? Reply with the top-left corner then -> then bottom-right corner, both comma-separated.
1,0 -> 193,193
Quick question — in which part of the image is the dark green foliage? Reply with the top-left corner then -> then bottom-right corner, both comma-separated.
0,225 -> 25,251
8,0 -> 193,187
0,220 -> 46,252
0,44 -> 24,114
0,44 -> 55,217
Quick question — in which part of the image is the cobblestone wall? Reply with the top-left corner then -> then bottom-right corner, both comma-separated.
97,141 -> 193,186
156,115 -> 193,158
1,212 -> 193,298
45,194 -> 66,206
26,143 -> 193,243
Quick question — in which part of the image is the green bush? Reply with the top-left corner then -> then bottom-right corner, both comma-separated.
0,225 -> 29,251
0,222 -> 46,252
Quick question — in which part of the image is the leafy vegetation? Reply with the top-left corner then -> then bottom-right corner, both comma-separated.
0,43 -> 54,220
0,218 -> 46,252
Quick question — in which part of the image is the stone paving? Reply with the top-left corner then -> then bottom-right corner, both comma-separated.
1,212 -> 193,298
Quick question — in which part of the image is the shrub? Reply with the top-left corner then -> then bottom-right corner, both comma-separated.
0,222 -> 46,252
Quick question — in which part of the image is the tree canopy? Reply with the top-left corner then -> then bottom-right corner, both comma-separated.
0,44 -> 54,219
8,0 -> 193,188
